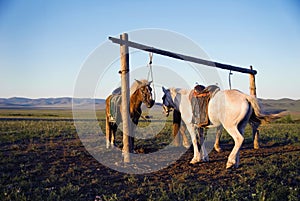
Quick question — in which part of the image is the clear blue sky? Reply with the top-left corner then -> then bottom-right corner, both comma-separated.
1,0 -> 299,99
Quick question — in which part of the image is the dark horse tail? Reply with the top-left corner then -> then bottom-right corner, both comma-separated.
245,94 -> 283,124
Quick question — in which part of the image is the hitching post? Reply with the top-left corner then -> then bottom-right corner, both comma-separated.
249,65 -> 260,149
120,33 -> 131,162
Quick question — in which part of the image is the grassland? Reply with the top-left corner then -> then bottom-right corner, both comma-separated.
0,109 -> 299,201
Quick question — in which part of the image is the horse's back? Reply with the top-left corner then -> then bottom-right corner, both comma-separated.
207,91 -> 225,126
208,89 -> 251,127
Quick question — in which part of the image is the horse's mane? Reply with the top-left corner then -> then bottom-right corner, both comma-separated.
130,79 -> 150,96
169,88 -> 190,95
110,79 -> 150,96
169,85 -> 220,98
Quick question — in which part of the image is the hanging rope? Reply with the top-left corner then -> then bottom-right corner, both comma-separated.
228,70 -> 233,89
147,52 -> 156,100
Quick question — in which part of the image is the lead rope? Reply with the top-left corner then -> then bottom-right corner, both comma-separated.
228,70 -> 233,89
147,52 -> 156,100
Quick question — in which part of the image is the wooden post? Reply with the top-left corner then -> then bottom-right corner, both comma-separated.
249,66 -> 257,96
120,33 -> 131,162
249,65 -> 260,149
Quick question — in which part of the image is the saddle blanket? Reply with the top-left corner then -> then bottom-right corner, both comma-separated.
109,95 -> 121,122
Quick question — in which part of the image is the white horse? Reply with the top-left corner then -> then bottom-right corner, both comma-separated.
162,86 -> 278,169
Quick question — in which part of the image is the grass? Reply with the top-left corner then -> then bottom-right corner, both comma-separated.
0,109 -> 299,200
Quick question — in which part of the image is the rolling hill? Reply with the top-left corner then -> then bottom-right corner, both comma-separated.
259,98 -> 300,112
0,97 -> 106,109
0,97 -> 299,117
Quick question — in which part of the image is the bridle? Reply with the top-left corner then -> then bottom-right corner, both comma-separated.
162,91 -> 178,116
139,84 -> 154,107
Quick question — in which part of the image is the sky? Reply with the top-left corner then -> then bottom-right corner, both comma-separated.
0,0 -> 300,100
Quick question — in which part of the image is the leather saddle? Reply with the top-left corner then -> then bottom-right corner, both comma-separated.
190,85 -> 219,127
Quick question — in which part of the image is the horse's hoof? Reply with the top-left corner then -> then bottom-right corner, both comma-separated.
183,143 -> 190,149
171,142 -> 180,147
202,156 -> 209,162
214,147 -> 222,153
254,145 -> 260,150
226,162 -> 235,169
190,158 -> 200,164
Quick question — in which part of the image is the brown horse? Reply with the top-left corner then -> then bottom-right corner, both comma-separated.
105,79 -> 155,152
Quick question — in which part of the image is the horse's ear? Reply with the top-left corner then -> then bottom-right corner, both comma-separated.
135,79 -> 142,85
162,86 -> 167,93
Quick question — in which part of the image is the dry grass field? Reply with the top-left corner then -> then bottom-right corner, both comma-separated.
0,109 -> 299,200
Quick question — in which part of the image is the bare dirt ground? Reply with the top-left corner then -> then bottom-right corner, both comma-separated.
1,134 -> 299,200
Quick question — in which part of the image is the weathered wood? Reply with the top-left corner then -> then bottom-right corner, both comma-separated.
249,65 -> 260,149
249,66 -> 257,96
109,36 -> 257,75
120,33 -> 131,163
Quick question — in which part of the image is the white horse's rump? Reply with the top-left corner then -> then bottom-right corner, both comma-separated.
162,86 -> 278,169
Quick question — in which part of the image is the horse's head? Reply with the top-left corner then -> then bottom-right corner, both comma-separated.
162,87 -> 177,117
135,79 -> 155,108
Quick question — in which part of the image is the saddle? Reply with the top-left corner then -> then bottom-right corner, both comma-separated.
109,95 -> 122,123
190,86 -> 212,127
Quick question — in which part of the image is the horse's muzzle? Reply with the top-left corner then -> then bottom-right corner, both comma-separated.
162,105 -> 172,117
147,100 -> 155,108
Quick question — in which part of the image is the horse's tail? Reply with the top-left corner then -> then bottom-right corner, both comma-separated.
245,95 -> 282,124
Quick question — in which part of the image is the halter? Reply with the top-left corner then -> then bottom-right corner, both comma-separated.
139,84 -> 152,103
135,81 -> 154,108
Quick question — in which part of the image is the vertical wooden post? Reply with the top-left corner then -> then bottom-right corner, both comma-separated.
120,33 -> 131,162
249,66 -> 257,97
249,65 -> 260,149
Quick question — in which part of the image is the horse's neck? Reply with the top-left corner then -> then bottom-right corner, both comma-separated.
174,90 -> 193,124
130,90 -> 142,113
174,90 -> 190,112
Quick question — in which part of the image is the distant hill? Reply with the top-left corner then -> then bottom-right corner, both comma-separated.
259,98 -> 300,115
0,97 -> 299,116
0,97 -> 106,109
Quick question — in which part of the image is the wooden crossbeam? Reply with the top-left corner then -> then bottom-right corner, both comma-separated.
109,36 -> 257,75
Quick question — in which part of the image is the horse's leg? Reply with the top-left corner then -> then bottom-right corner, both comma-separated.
106,115 -> 111,149
186,124 -> 201,164
172,110 -> 189,148
129,122 -> 137,153
225,109 -> 251,168
111,123 -> 117,148
253,126 -> 260,150
172,122 -> 181,147
250,120 -> 260,149
172,110 -> 181,146
180,124 -> 190,148
198,127 -> 209,162
129,136 -> 134,153
130,130 -> 135,153
224,126 -> 244,169
214,126 -> 223,153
